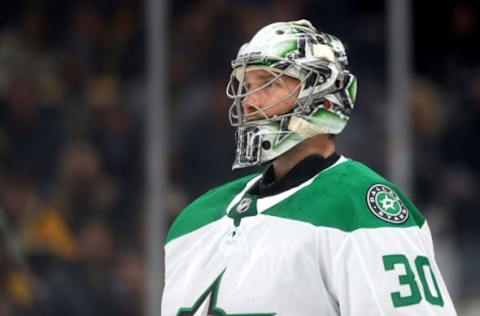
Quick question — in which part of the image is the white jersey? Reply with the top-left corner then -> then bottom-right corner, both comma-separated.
162,157 -> 456,315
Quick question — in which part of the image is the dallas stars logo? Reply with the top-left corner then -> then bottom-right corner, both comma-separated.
366,184 -> 409,224
236,197 -> 252,214
177,270 -> 275,316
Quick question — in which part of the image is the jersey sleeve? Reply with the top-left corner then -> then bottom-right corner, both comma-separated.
330,222 -> 457,315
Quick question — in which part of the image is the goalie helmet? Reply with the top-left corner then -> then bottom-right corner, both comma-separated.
226,19 -> 357,169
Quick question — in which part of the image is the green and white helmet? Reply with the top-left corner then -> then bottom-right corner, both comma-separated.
226,19 -> 357,169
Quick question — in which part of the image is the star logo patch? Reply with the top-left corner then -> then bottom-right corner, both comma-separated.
366,184 -> 409,224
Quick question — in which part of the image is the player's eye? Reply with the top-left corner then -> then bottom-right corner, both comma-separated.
264,80 -> 277,89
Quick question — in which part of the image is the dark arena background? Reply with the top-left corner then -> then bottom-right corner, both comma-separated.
0,0 -> 479,315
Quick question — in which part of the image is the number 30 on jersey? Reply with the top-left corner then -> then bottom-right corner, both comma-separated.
383,254 -> 444,308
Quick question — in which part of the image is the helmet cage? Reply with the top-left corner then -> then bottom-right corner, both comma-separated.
226,56 -> 338,128
227,62 -> 305,126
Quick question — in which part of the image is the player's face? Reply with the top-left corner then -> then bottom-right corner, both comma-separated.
242,69 -> 300,121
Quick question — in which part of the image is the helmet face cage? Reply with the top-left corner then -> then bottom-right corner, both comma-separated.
226,20 -> 357,169
226,62 -> 310,126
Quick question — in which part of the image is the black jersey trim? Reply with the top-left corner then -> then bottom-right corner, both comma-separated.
248,152 -> 340,198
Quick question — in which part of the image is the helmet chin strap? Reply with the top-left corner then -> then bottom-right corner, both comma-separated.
288,115 -> 330,138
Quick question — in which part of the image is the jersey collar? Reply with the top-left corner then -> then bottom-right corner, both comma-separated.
249,152 -> 340,198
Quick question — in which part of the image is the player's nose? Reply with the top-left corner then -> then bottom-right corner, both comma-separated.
242,93 -> 261,115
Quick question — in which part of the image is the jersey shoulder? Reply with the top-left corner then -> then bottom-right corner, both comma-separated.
166,173 -> 259,243
264,159 -> 425,232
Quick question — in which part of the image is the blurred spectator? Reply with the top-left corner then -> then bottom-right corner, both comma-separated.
0,172 -> 71,316
0,75 -> 65,187
52,142 -> 119,233
38,215 -> 121,316
113,250 -> 144,316
0,244 -> 35,316
409,78 -> 447,206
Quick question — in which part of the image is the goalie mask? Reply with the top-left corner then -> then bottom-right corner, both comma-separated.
226,19 -> 357,169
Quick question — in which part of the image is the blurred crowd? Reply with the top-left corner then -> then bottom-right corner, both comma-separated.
0,0 -> 479,315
